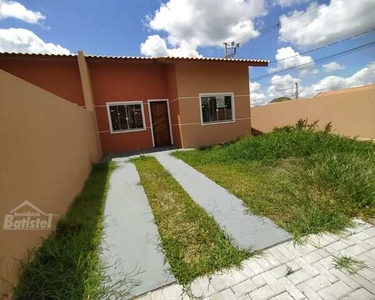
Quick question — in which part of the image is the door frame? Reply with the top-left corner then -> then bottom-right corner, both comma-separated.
148,99 -> 174,147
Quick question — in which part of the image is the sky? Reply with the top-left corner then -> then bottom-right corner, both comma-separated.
0,0 -> 374,105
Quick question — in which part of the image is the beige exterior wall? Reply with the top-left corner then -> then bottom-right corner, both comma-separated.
252,88 -> 375,139
0,70 -> 101,296
173,63 -> 252,148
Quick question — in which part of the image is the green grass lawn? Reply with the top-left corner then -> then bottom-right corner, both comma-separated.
131,156 -> 250,285
173,121 -> 375,240
14,162 -> 135,300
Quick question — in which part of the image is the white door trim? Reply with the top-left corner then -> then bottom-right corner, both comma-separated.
148,99 -> 174,147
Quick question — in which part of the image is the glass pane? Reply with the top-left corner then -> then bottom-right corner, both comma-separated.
116,105 -> 128,130
201,95 -> 233,123
126,104 -> 144,129
109,106 -> 120,131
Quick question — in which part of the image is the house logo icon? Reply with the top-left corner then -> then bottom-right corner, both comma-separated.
3,200 -> 58,230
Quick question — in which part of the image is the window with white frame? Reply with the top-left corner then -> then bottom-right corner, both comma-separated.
200,93 -> 234,124
107,102 -> 145,133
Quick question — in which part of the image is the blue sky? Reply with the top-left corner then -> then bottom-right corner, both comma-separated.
0,0 -> 374,104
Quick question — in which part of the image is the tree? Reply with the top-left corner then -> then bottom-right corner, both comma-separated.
270,96 -> 292,103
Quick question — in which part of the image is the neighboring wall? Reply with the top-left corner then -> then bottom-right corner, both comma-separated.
0,70 -> 101,297
173,62 -> 252,148
252,88 -> 375,139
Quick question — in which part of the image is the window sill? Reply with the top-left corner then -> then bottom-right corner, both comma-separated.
201,120 -> 235,126
110,128 -> 147,134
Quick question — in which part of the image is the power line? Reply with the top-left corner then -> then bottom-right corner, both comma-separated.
269,27 -> 375,65
252,40 -> 375,81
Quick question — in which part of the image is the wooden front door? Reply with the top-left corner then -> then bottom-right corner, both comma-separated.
150,101 -> 171,147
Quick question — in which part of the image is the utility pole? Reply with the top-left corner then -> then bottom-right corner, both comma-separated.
224,42 -> 228,58
295,82 -> 299,99
223,42 -> 239,58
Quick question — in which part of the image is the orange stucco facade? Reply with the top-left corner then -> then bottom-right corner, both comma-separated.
0,53 -> 267,155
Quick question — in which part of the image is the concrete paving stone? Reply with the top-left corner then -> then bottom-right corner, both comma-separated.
269,292 -> 295,300
351,231 -> 372,242
366,236 -> 375,246
210,273 -> 230,292
363,227 -> 375,237
249,285 -> 276,300
295,242 -> 318,256
255,256 -> 274,271
190,280 -> 204,298
349,273 -> 375,294
358,267 -> 375,281
210,292 -> 225,300
268,247 -> 290,264
297,282 -> 323,300
318,233 -> 341,247
232,279 -> 257,296
252,274 -> 267,288
327,240 -> 350,252
277,277 -> 305,300
238,295 -> 251,300
274,243 -> 298,260
364,249 -> 375,261
263,251 -> 284,268
196,276 -> 216,297
137,293 -> 152,300
220,288 -> 238,300
346,243 -> 368,256
150,288 -> 163,300
261,271 -> 285,294
155,153 -> 291,250
319,280 -> 353,299
304,274 -> 332,292
348,288 -> 375,300
294,257 -> 320,277
286,269 -> 312,286
269,264 -> 293,280
225,268 -> 249,284
162,284 -> 182,299
245,260 -> 264,275
242,262 -> 256,278
302,250 -> 325,264
313,256 -> 335,270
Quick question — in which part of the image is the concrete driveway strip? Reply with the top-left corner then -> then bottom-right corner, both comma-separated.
154,152 -> 291,251
102,161 -> 176,298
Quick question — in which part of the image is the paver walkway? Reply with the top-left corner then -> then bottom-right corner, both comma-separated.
154,152 -> 291,250
102,162 -> 176,298
138,219 -> 375,300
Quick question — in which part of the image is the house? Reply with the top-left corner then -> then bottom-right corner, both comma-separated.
0,52 -> 268,155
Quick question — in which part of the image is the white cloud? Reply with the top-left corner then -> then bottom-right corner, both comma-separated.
301,61 -> 375,97
0,0 -> 45,24
0,28 -> 70,54
322,62 -> 345,72
269,47 -> 319,77
279,0 -> 375,48
250,81 -> 267,106
274,0 -> 308,8
141,0 -> 267,57
268,74 -> 300,99
140,35 -> 201,57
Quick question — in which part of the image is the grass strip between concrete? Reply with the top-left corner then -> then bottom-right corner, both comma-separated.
131,156 -> 251,285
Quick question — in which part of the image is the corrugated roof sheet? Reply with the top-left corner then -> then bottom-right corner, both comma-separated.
0,51 -> 76,57
314,83 -> 375,98
0,51 -> 269,64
